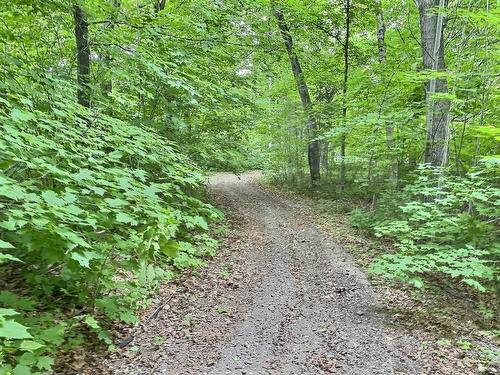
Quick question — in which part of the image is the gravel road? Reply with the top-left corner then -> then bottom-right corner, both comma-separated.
106,172 -> 420,375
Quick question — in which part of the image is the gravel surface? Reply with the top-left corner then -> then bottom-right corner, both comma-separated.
104,172 -> 422,374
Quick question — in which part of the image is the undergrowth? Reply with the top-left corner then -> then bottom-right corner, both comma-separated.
0,77 -> 222,374
268,161 -> 500,325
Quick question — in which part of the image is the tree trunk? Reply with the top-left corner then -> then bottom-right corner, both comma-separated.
273,7 -> 321,185
155,0 -> 167,13
322,140 -> 329,177
339,0 -> 350,193
375,0 -> 386,63
102,1 -> 120,113
418,0 -> 450,167
376,0 -> 398,183
73,5 -> 91,109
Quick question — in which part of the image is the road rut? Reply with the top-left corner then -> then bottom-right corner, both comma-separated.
108,172 -> 419,375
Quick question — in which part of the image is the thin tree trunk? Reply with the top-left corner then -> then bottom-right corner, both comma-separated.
317,87 -> 335,181
339,0 -> 350,193
73,5 -> 91,109
102,1 -> 120,113
418,0 -> 450,167
155,0 -> 167,13
376,0 -> 398,183
322,141 -> 329,177
273,6 -> 321,185
376,0 -> 386,63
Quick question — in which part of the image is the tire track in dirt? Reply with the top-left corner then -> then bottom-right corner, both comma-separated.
106,172 -> 420,375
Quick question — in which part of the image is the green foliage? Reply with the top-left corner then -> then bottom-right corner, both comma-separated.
368,162 -> 499,292
0,84 -> 222,370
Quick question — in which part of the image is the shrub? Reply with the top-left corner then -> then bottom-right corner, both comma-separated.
0,78 -> 221,373
369,162 -> 499,295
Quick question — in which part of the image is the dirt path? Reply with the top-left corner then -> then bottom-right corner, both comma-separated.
106,172 -> 420,374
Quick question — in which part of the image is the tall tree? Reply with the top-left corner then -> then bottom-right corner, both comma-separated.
273,6 -> 321,184
339,0 -> 350,192
375,0 -> 386,63
376,0 -> 397,183
73,5 -> 91,109
101,0 -> 121,102
418,0 -> 450,167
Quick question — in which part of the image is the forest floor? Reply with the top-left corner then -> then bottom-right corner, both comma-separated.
80,171 -> 497,375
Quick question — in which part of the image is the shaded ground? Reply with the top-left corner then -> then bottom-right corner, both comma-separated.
88,171 -> 494,375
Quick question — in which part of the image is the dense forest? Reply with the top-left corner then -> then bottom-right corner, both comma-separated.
0,0 -> 498,373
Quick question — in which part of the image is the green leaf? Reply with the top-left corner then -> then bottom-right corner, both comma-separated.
0,308 -> 19,317
84,315 -> 100,329
56,227 -> 91,248
0,184 -> 25,200
0,253 -> 22,263
71,251 -> 100,268
97,329 -> 113,345
17,352 -> 37,366
0,96 -> 12,107
19,340 -> 45,352
463,278 -> 486,292
38,324 -> 66,345
0,239 -> 15,248
89,186 -> 105,196
12,364 -> 31,375
10,108 -> 34,122
41,190 -> 65,206
73,168 -> 94,182
116,212 -> 134,224
409,277 -> 424,288
0,319 -> 32,339
64,204 -> 84,216
143,186 -> 161,198
118,310 -> 139,324
185,216 -> 208,230
36,356 -> 54,370
0,219 -> 18,231
160,239 -> 179,258
0,292 -> 36,311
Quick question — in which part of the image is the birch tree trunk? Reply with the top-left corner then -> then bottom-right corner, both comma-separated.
418,0 -> 450,167
73,5 -> 91,109
273,7 -> 321,184
376,0 -> 386,63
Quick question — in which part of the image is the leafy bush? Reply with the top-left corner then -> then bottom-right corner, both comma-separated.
349,208 -> 374,229
0,76 -> 221,373
369,162 -> 499,294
